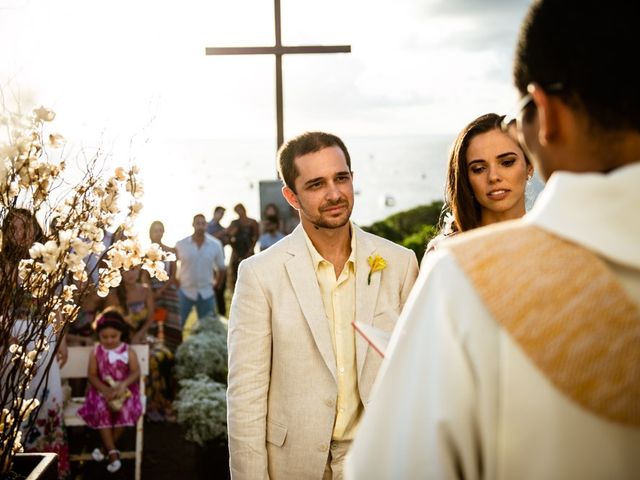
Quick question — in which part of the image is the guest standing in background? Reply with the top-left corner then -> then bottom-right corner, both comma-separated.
227,203 -> 259,289
148,220 -> 181,349
259,217 -> 285,251
207,205 -> 229,243
206,206 -> 229,317
175,214 -> 226,324
262,202 -> 285,233
1,208 -> 70,478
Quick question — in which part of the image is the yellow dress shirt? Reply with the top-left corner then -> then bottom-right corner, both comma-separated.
303,227 -> 363,441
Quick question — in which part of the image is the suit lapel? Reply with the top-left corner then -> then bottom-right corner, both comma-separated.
354,227 -> 380,379
284,226 -> 337,382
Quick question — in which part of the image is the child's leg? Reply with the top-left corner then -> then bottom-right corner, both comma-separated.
113,426 -> 125,444
99,428 -> 116,453
103,427 -> 123,473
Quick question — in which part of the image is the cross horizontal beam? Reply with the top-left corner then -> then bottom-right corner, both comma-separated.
205,45 -> 351,56
205,0 -> 351,149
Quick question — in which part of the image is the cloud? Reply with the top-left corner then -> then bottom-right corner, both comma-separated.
417,0 -> 530,18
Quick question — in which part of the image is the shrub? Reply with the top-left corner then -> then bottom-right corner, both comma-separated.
402,224 -> 439,261
362,201 -> 444,259
363,202 -> 443,237
174,315 -> 228,384
174,374 -> 227,446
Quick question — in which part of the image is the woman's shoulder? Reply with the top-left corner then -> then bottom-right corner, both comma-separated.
426,231 -> 459,255
425,212 -> 460,254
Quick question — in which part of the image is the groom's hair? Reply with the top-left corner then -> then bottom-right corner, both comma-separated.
277,131 -> 351,193
515,0 -> 640,133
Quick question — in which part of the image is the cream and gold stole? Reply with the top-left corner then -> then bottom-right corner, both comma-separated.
449,224 -> 640,426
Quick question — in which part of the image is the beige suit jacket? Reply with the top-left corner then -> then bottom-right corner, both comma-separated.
227,224 -> 419,480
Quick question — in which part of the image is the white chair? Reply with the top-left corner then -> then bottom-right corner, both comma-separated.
60,344 -> 149,480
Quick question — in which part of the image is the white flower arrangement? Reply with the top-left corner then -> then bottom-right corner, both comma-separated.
0,103 -> 173,474
175,315 -> 228,386
174,315 -> 228,447
174,374 -> 227,447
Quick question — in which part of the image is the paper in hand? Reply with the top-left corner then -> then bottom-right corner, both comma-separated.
352,321 -> 391,358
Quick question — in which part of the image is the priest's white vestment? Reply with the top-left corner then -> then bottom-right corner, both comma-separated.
345,163 -> 640,480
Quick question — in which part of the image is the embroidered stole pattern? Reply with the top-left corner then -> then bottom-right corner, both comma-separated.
449,223 -> 640,426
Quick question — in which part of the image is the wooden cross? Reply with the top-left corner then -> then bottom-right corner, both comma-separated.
205,0 -> 351,149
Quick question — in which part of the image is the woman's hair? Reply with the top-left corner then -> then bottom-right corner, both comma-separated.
95,307 -> 130,343
444,113 -> 529,232
1,208 -> 45,258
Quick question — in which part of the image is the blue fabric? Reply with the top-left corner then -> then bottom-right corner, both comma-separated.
178,289 -> 216,326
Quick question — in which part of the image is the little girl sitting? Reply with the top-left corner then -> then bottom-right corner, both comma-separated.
78,308 -> 143,473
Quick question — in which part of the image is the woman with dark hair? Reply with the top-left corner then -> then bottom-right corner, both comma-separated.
148,220 -> 181,349
262,202 -> 284,232
1,208 -> 70,478
426,113 -> 533,253
1,208 -> 44,262
227,203 -> 259,289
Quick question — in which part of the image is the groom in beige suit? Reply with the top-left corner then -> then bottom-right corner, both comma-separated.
227,131 -> 419,479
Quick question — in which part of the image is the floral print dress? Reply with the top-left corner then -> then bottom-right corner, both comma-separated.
78,343 -> 142,428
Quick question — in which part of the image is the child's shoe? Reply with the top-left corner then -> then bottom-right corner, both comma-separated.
106,450 -> 121,473
91,448 -> 105,462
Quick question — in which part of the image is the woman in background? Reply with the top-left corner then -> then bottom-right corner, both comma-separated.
262,202 -> 284,233
426,113 -> 533,254
227,203 -> 259,289
146,221 -> 179,421
148,221 -> 181,349
1,208 -> 70,478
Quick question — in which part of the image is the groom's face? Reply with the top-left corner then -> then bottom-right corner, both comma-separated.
286,145 -> 354,230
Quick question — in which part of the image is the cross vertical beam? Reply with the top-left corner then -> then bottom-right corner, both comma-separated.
205,0 -> 351,149
274,0 -> 284,148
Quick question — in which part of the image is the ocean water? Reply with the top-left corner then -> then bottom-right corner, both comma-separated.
140,134 -> 454,244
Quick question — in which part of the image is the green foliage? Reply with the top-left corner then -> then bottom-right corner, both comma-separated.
174,374 -> 227,446
363,201 -> 443,239
363,219 -> 403,243
174,315 -> 228,384
401,224 -> 439,261
363,201 -> 444,259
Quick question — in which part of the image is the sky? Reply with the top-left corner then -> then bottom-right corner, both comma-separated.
0,0 -> 532,244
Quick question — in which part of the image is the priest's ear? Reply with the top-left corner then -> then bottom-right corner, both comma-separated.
529,83 -> 574,147
282,186 -> 300,210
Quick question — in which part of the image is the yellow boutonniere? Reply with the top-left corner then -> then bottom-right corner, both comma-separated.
367,255 -> 387,285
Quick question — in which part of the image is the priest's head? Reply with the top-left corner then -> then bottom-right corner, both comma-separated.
508,0 -> 640,180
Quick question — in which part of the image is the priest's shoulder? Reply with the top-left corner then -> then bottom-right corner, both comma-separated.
443,218 -> 535,259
